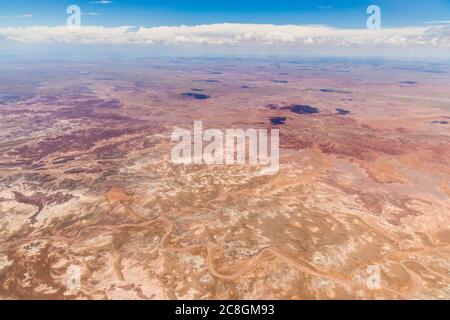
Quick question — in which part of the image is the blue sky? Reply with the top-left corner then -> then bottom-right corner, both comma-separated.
1,0 -> 449,59
0,0 -> 449,28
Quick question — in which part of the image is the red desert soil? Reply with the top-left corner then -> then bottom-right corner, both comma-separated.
0,58 -> 449,299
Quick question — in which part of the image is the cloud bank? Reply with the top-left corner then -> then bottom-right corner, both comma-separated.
0,23 -> 449,48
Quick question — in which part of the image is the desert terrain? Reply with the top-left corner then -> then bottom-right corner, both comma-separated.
0,57 -> 449,299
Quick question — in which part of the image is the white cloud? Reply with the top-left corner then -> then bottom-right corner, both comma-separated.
89,0 -> 113,4
16,14 -> 32,18
426,20 -> 450,25
0,23 -> 448,48
87,13 -> 101,16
